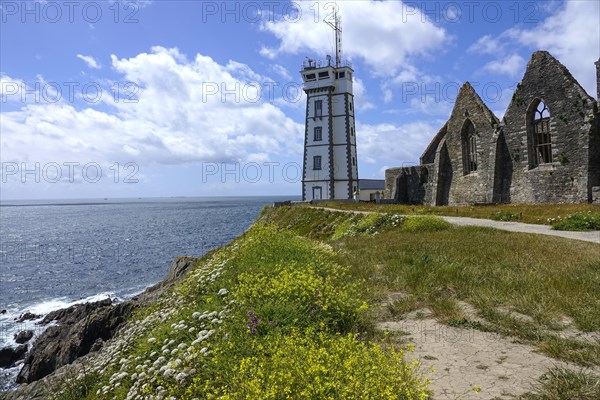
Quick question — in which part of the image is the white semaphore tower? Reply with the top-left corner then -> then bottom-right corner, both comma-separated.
300,11 -> 358,201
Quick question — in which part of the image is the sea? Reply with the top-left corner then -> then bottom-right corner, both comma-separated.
0,196 -> 297,390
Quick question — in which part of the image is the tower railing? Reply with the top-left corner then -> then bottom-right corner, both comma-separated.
301,58 -> 353,71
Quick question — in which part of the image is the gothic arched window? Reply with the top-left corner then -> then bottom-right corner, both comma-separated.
532,101 -> 552,165
461,119 -> 477,175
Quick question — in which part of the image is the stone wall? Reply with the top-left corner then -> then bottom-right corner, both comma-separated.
595,60 -> 600,101
420,124 -> 446,164
440,83 -> 500,205
384,164 -> 434,204
588,110 -> 600,201
502,51 -> 597,203
385,51 -> 600,205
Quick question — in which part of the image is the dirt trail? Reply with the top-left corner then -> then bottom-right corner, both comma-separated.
377,306 -> 599,399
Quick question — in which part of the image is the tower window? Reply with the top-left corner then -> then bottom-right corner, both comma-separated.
349,100 -> 353,111
313,156 -> 322,170
339,71 -> 345,78
350,127 -> 354,136
315,100 -> 323,118
318,71 -> 329,79
352,157 -> 355,166
461,119 -> 478,175
314,127 -> 322,141
532,101 -> 552,165
305,73 -> 316,81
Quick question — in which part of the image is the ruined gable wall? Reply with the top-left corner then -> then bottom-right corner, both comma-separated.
443,83 -> 499,205
420,124 -> 447,165
588,105 -> 600,203
502,51 -> 597,203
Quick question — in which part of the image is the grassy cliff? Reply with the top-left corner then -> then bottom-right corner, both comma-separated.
42,207 -> 430,399
8,205 -> 600,399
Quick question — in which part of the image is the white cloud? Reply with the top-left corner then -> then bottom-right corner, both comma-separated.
407,97 -> 454,118
76,54 -> 101,69
506,0 -> 599,96
1,75 -> 27,102
383,89 -> 393,104
482,54 -> 525,78
1,47 -> 303,170
353,78 -> 375,111
467,35 -> 504,56
356,121 -> 440,166
468,1 -> 599,96
260,0 -> 447,76
270,64 -> 292,81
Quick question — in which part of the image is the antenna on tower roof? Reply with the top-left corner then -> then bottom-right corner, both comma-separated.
324,9 -> 342,68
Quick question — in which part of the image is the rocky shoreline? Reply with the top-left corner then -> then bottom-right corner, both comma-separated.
0,256 -> 200,400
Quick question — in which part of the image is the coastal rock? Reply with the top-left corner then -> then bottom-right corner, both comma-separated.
16,299 -> 135,384
15,312 -> 39,323
14,331 -> 34,345
40,298 -> 112,324
1,309 -> 6,314
4,256 -> 200,398
90,338 -> 104,352
0,345 -> 28,368
142,256 -> 199,295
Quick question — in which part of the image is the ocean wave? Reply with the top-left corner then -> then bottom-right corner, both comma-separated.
0,289 -> 149,392
0,291 -> 131,348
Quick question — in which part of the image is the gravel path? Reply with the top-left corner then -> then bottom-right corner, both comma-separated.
311,206 -> 600,244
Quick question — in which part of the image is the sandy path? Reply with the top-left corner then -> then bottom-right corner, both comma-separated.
378,308 -> 599,399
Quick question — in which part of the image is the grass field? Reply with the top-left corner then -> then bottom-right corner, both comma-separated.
311,201 -> 600,230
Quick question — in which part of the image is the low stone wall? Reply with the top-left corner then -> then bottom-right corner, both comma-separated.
592,187 -> 600,204
385,164 -> 434,204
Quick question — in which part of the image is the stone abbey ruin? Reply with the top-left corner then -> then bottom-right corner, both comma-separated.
385,51 -> 600,205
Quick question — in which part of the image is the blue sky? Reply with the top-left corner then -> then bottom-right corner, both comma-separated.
1,0 -> 598,199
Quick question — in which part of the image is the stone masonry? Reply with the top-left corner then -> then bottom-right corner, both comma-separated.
386,51 -> 600,205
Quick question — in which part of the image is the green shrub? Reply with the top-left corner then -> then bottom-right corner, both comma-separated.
550,212 -> 600,231
235,261 -> 367,333
522,367 -> 600,400
402,216 -> 452,232
332,218 -> 357,239
333,213 -> 404,239
219,329 -> 429,400
491,211 -> 522,221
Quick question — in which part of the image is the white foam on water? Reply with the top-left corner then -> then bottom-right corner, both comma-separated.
0,286 -> 153,391
0,365 -> 20,392
0,290 -> 134,391
0,292 -> 124,347
27,292 -> 119,316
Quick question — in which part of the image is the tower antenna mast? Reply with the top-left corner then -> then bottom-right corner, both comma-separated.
324,9 -> 342,68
